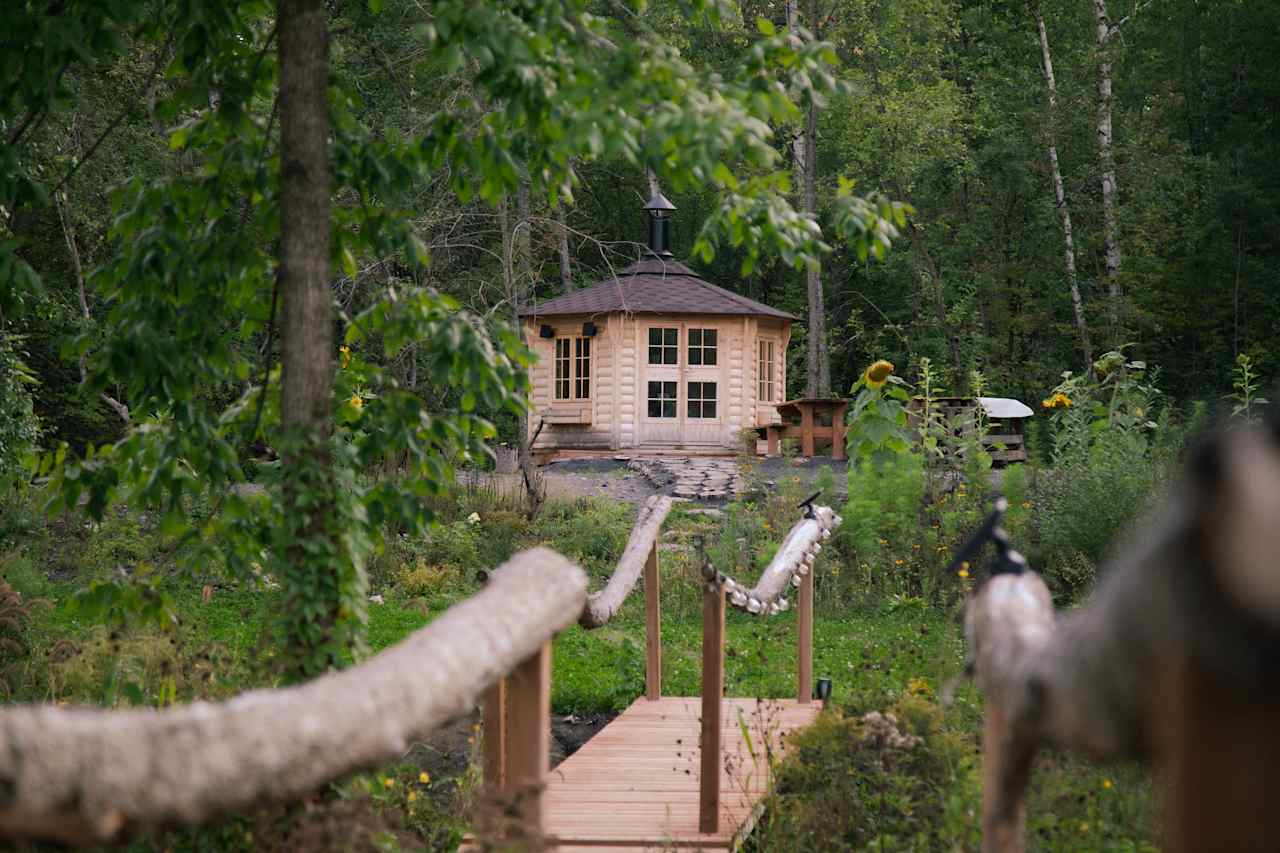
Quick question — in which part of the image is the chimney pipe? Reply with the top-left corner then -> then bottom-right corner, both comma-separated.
642,191 -> 676,258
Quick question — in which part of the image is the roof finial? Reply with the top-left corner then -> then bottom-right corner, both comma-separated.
643,192 -> 676,258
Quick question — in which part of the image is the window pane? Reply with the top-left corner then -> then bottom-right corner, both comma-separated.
648,400 -> 661,418
704,349 -> 717,366
664,348 -> 677,365
664,328 -> 677,346
704,401 -> 716,418
688,400 -> 699,418
664,382 -> 676,398
663,400 -> 676,418
689,348 -> 702,366
649,346 -> 662,364
688,329 -> 701,346
649,329 -> 661,345
704,329 -> 717,347
648,381 -> 661,397
704,382 -> 716,400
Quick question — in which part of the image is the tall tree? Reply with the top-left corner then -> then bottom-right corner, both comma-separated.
277,0 -> 341,674
1034,3 -> 1093,371
1093,0 -> 1122,336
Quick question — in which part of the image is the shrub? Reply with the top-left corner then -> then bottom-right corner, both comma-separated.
396,558 -> 459,598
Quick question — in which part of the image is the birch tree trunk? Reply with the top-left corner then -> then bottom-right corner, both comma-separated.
1034,5 -> 1093,372
1093,0 -> 1122,337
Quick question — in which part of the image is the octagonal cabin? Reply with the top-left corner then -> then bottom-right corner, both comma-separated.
520,196 -> 795,456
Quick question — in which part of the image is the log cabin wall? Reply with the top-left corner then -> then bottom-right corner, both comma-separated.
525,313 -> 790,453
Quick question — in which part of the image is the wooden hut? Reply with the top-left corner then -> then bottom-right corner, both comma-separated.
908,396 -> 1033,465
520,196 -> 795,455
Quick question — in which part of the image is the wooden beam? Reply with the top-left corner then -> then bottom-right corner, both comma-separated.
645,541 -> 662,701
699,582 -> 725,834
797,567 -> 813,704
580,495 -> 673,629
800,405 -> 815,457
506,642 -> 551,839
482,679 -> 507,790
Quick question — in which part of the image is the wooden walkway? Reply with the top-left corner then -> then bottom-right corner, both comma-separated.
544,696 -> 822,850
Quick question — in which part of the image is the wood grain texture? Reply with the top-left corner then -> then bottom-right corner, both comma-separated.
541,697 -> 820,850
699,585 -> 725,834
645,542 -> 662,701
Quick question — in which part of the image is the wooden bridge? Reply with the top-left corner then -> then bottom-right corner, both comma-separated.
472,496 -> 838,851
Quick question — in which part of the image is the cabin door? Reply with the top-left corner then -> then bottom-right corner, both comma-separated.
640,323 -> 724,447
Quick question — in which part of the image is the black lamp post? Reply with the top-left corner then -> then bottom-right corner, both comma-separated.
643,191 -> 676,258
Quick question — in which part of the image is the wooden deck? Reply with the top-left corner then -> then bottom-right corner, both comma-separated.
543,696 -> 822,850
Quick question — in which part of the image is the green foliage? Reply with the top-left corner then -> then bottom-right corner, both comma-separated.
0,333 -> 40,514
844,361 -> 912,466
1228,352 -> 1268,423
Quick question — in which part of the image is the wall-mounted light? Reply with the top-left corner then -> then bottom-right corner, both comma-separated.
815,678 -> 833,702
539,324 -> 555,339
582,322 -> 598,337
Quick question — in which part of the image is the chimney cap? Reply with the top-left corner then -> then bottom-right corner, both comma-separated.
643,192 -> 676,214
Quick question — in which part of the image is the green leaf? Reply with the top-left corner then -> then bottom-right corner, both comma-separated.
756,17 -> 776,36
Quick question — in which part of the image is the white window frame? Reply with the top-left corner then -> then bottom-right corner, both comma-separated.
554,336 -> 591,401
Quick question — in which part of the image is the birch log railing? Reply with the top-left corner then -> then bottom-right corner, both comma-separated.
965,423 -> 1280,853
0,548 -> 587,847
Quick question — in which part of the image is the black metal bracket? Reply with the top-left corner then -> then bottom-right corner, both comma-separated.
797,491 -> 822,520
945,496 -> 1028,577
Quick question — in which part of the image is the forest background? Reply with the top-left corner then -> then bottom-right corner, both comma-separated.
4,0 -> 1277,460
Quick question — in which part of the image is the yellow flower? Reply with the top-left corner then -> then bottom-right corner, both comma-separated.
419,771 -> 431,784
1041,392 -> 1072,411
877,538 -> 889,545
911,543 -> 921,550
1102,778 -> 1113,790
958,567 -> 970,579
893,559 -> 905,566
349,393 -> 363,410
864,359 -> 895,390
408,791 -> 418,802
339,345 -> 352,369
382,777 -> 394,788
1021,501 -> 1032,509
907,677 -> 933,698
1079,822 -> 1090,834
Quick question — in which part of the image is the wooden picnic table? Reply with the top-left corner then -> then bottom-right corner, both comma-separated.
762,398 -> 848,460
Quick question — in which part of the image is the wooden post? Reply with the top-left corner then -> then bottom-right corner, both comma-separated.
801,404 -> 816,457
699,581 -> 725,834
482,678 -> 507,789
797,566 -> 813,704
506,642 -> 551,839
767,425 -> 779,457
981,704 -> 1026,853
832,402 -> 847,461
645,541 -> 662,701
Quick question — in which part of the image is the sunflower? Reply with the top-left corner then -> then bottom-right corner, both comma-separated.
864,359 -> 895,389
1041,392 -> 1071,410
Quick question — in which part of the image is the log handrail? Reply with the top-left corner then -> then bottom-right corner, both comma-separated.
966,425 -> 1280,852
718,505 -> 841,616
579,494 -> 673,629
0,547 -> 587,847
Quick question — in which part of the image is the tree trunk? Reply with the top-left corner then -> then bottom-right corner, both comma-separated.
796,0 -> 829,398
503,188 -> 543,516
278,0 -> 340,671
1035,5 -> 1093,372
556,204 -> 573,291
1093,0 -> 1122,337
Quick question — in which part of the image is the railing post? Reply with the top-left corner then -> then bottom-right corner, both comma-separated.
798,566 -> 813,703
482,678 -> 507,789
506,641 -> 551,839
645,541 -> 662,701
699,580 -> 725,834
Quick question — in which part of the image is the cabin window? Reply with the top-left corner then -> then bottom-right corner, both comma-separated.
757,340 -> 776,402
648,327 -> 678,365
687,381 -> 717,419
555,337 -> 590,400
688,328 -> 718,366
647,381 -> 677,418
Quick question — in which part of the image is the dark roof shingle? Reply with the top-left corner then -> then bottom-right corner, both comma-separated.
520,256 -> 796,320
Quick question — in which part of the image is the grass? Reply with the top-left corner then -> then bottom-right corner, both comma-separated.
2,490 -> 1162,851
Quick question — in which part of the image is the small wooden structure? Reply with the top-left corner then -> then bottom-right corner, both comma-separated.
761,398 -> 849,459
520,197 -> 795,455
909,396 -> 1033,465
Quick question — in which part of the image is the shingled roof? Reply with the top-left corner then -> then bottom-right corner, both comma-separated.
520,255 -> 797,320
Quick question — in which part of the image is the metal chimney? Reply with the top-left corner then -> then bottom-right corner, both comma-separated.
643,191 -> 676,257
